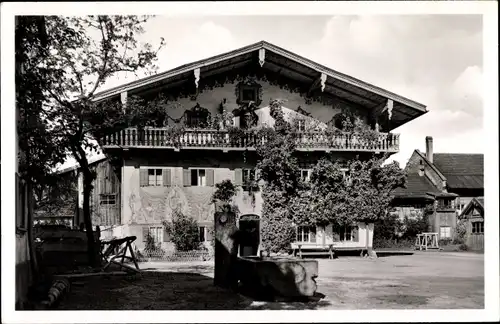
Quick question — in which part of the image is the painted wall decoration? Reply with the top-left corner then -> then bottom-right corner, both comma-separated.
127,168 -> 215,225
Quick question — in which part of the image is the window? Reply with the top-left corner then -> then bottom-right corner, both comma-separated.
296,226 -> 317,243
185,103 -> 210,128
237,84 -> 261,105
143,226 -> 163,243
338,225 -> 354,242
300,169 -> 311,182
297,119 -> 306,132
242,169 -> 258,191
440,226 -> 451,239
243,169 -> 255,183
148,169 -> 163,186
242,88 -> 256,102
100,194 -> 116,206
340,168 -> 350,184
437,199 -> 453,209
191,169 -> 207,186
472,222 -> 484,234
199,226 -> 206,242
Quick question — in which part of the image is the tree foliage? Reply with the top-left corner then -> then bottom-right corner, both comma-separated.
253,99 -> 407,252
25,15 -> 166,266
16,16 -> 68,184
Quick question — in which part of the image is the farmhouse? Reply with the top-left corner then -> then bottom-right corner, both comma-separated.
75,41 -> 427,255
393,136 -> 484,248
458,197 -> 484,251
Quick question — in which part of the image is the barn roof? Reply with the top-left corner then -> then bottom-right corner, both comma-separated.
93,40 -> 427,131
433,153 -> 484,190
393,173 -> 439,199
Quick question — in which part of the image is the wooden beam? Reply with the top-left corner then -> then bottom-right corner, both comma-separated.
371,100 -> 388,117
307,76 -> 322,97
120,91 -> 127,112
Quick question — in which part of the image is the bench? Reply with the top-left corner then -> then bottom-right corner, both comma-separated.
292,243 -> 336,259
100,236 -> 140,273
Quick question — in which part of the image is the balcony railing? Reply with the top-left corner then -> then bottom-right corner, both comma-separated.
100,128 -> 400,153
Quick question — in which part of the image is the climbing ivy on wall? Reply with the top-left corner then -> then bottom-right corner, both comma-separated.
255,99 -> 301,253
254,99 -> 407,254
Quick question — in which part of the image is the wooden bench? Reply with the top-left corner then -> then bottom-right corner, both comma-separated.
100,236 -> 140,273
292,243 -> 336,259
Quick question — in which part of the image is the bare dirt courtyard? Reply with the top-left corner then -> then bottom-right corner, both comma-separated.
56,252 -> 484,310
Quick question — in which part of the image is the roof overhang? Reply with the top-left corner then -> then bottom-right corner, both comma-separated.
93,41 -> 427,131
426,192 -> 459,199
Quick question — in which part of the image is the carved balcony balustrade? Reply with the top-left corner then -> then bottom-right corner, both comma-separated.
100,127 -> 400,153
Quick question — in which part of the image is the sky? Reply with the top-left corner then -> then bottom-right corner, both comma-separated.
62,14 -> 484,169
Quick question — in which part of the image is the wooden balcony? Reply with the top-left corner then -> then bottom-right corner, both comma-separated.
100,128 -> 400,153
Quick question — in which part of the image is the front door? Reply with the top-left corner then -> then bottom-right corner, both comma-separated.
238,214 -> 260,257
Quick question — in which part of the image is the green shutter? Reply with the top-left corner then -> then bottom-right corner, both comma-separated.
234,168 -> 243,186
206,169 -> 215,187
140,169 -> 148,187
183,169 -> 191,187
163,169 -> 171,187
142,227 -> 149,242
352,225 -> 359,242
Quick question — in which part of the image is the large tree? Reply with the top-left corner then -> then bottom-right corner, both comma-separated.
34,15 -> 165,265
16,16 -> 69,278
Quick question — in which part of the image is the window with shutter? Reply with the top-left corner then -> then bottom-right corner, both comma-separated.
163,169 -> 172,187
206,169 -> 215,187
140,169 -> 148,187
183,169 -> 191,187
234,168 -> 243,186
190,169 -> 208,186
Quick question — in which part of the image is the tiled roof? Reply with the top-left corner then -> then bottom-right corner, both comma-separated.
393,173 -> 439,198
433,153 -> 484,189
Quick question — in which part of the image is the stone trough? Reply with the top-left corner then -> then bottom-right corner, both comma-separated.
236,256 -> 318,298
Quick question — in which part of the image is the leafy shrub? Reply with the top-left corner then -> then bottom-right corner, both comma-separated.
163,210 -> 200,252
459,243 -> 469,251
439,238 -> 453,246
373,238 -> 414,250
143,233 -> 164,257
212,179 -> 238,203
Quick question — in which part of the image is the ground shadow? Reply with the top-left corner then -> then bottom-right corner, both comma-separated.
55,271 -> 253,310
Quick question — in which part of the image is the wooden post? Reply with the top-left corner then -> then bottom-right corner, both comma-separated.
213,201 -> 238,289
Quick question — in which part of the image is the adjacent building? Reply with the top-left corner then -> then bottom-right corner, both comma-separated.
458,197 -> 484,251
393,136 -> 484,247
77,41 -> 427,255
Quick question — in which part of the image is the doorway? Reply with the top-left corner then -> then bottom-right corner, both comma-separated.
238,214 -> 260,257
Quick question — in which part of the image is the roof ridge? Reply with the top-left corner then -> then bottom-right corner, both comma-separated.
91,40 -> 427,111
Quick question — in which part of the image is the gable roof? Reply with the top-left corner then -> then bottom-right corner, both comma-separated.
433,153 -> 484,190
393,173 -> 439,200
459,197 -> 484,218
413,150 -> 447,182
93,40 -> 427,131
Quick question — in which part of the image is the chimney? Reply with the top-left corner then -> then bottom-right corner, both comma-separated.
425,136 -> 433,163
